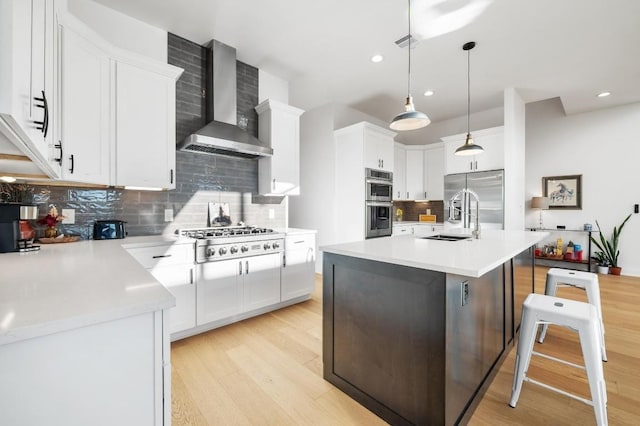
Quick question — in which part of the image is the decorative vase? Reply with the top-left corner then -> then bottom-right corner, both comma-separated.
597,265 -> 609,275
44,226 -> 58,238
609,266 -> 622,276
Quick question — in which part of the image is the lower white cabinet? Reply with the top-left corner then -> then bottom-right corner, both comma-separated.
392,224 -> 414,236
126,242 -> 196,334
413,223 -> 443,236
197,253 -> 282,325
0,310 -> 169,426
282,233 -> 316,301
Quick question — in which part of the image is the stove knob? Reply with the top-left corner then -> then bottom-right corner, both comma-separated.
230,246 -> 238,254
241,245 -> 249,253
219,247 -> 227,255
207,248 -> 215,257
263,242 -> 271,250
272,242 -> 280,249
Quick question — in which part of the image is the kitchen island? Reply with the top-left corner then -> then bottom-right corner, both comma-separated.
321,229 -> 546,425
0,236 -> 180,426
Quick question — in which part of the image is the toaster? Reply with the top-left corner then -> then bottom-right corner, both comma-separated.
93,220 -> 127,240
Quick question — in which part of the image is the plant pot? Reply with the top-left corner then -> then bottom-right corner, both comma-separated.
44,226 -> 58,238
609,266 -> 622,276
597,265 -> 609,275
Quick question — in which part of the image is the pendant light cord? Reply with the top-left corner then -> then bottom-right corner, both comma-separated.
467,47 -> 470,135
407,0 -> 411,98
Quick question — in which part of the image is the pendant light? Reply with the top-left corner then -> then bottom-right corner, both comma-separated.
455,41 -> 484,156
390,0 -> 430,131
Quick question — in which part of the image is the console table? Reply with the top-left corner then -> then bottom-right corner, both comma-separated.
529,228 -> 596,272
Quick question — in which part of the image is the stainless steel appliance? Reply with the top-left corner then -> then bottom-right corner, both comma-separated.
364,168 -> 393,238
444,169 -> 504,231
178,226 -> 284,263
365,168 -> 393,202
0,203 -> 40,253
178,226 -> 284,325
93,220 -> 127,240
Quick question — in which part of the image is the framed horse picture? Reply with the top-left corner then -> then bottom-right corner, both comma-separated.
542,175 -> 582,209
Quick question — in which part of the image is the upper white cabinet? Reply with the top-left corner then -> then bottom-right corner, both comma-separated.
405,146 -> 425,199
115,61 -> 177,189
362,123 -> 394,172
59,25 -> 111,184
393,144 -> 407,200
0,0 -> 61,178
442,126 -> 504,174
424,144 -> 444,200
256,99 -> 304,195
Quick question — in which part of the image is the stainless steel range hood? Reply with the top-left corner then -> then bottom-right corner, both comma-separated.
177,40 -> 272,158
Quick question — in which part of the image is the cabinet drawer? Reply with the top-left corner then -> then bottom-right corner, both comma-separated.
285,234 -> 315,251
127,243 -> 194,268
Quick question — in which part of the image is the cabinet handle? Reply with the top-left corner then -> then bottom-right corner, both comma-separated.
272,178 -> 276,191
474,160 -> 478,170
381,159 -> 384,168
189,268 -> 194,285
33,90 -> 49,137
469,161 -> 473,171
152,254 -> 172,259
69,154 -> 75,174
54,141 -> 63,164
246,260 -> 249,274
406,191 -> 409,199
239,260 -> 243,275
170,169 -> 174,184
283,253 -> 287,268
424,191 -> 427,199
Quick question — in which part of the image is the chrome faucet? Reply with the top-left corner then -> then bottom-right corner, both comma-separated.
448,188 -> 481,239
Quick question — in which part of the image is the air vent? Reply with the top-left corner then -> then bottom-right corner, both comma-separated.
395,34 -> 419,49
180,143 -> 261,159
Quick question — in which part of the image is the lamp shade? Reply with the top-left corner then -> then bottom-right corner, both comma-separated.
531,196 -> 549,209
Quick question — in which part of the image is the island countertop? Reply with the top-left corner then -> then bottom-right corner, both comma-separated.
321,229 -> 548,277
0,236 -> 186,346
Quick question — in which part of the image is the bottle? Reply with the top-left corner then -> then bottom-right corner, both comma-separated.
556,237 -> 563,257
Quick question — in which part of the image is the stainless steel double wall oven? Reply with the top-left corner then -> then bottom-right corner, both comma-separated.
365,168 -> 393,238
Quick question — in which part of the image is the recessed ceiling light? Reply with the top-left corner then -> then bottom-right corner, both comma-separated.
370,54 -> 383,63
597,91 -> 611,98
424,90 -> 435,97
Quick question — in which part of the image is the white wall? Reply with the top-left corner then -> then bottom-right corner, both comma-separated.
289,103 -> 385,273
526,98 -> 640,276
503,88 -> 526,231
258,70 -> 289,104
67,0 -> 167,62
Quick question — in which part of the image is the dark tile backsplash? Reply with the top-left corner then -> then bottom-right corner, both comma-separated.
393,200 -> 445,223
1,33 -> 285,240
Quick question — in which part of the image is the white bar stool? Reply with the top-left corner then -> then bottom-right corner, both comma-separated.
538,267 -> 607,361
510,293 -> 608,426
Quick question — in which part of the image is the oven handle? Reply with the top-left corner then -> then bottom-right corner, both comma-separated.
366,202 -> 394,207
365,178 -> 393,185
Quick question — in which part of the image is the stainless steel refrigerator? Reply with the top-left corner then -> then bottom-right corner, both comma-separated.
444,169 -> 504,230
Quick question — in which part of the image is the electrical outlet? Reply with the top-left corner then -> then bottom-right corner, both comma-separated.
61,209 -> 75,224
164,209 -> 173,222
268,208 -> 275,219
461,281 -> 469,306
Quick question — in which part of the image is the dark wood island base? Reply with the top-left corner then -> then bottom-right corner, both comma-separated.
323,250 -> 533,425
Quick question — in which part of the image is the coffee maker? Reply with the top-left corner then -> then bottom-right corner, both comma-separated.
0,203 -> 40,253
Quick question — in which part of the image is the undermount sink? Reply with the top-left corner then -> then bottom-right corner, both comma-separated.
420,234 -> 472,242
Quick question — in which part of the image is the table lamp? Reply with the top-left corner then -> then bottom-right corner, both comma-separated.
531,196 -> 549,229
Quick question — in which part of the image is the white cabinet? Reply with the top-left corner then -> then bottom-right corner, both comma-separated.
0,0 -> 60,178
413,223 -> 443,236
58,25 -> 111,184
0,310 -> 169,425
363,123 -> 394,171
256,99 -> 304,195
405,147 -> 425,199
126,242 -> 197,335
424,144 -> 444,200
115,61 -> 177,189
282,233 -> 316,301
442,126 -> 504,174
243,253 -> 282,311
392,223 -> 414,236
393,144 -> 407,200
197,253 -> 282,325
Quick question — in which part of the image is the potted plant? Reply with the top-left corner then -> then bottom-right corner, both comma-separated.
590,214 -> 632,275
591,251 -> 610,275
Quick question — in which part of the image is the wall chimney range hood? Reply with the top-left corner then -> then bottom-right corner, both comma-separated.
178,40 -> 272,158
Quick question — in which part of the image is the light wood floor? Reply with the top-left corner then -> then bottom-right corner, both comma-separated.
172,268 -> 640,425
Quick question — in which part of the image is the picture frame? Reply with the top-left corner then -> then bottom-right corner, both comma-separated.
542,174 -> 582,209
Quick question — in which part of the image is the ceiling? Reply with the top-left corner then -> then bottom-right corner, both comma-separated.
94,0 -> 640,144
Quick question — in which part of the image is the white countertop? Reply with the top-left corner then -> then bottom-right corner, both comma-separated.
321,229 -> 548,278
393,221 -> 444,226
0,236 -> 180,346
274,227 -> 318,236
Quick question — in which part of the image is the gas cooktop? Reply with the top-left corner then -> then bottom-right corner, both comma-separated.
177,226 -> 277,240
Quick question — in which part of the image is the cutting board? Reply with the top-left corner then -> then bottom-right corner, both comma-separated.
419,214 -> 437,222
